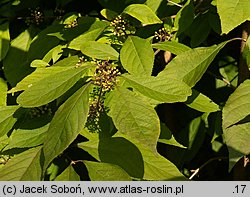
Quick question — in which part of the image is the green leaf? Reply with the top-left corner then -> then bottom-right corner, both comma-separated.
217,0 -> 250,34
105,87 -> 160,150
116,134 -> 186,180
79,136 -> 186,180
223,79 -> 250,129
68,28 -> 106,50
100,9 -> 118,20
43,83 -> 90,170
17,62 -> 94,107
185,89 -> 220,112
152,41 -> 191,55
84,161 -> 132,181
68,20 -> 109,50
176,116 -> 206,163
55,165 -> 80,181
120,36 -> 154,75
9,56 -> 80,94
30,59 -> 49,68
158,123 -> 186,149
123,4 -> 162,25
5,116 -> 50,150
52,45 -> 64,63
158,41 -> 229,87
0,134 -> 9,151
0,146 -> 43,180
0,78 -> 7,106
224,123 -> 250,171
79,137 -> 144,179
174,0 -> 194,36
0,21 -> 10,61
146,0 -> 163,13
80,41 -> 119,60
3,29 -> 34,86
189,14 -> 211,47
0,106 -> 20,137
27,25 -> 61,61
122,75 -> 192,103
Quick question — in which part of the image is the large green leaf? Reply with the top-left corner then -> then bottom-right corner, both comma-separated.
152,41 -> 191,55
123,4 -> 162,25
222,80 -> 250,170
158,123 -> 187,149
114,132 -> 187,180
68,20 -> 109,50
217,0 -> 250,34
27,25 -> 61,61
4,116 -> 50,150
0,106 -> 20,137
224,123 -> 250,171
0,147 -> 43,180
84,161 -> 132,181
17,63 -> 94,107
0,21 -> 10,61
146,0 -> 163,13
9,56 -> 80,93
55,165 -> 80,181
189,14 -> 211,47
120,36 -> 154,75
79,136 -> 186,180
43,83 -> 90,170
3,29 -> 33,86
79,137 -> 144,179
122,75 -> 192,103
223,80 -> 250,129
81,41 -> 119,60
158,41 -> 228,87
174,0 -> 194,36
185,89 -> 220,112
0,78 -> 7,106
105,87 -> 160,150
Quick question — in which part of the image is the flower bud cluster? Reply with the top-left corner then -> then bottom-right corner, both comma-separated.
25,8 -> 44,25
154,28 -> 172,41
110,15 -> 129,37
29,104 -> 52,118
93,61 -> 120,92
85,87 -> 105,132
65,18 -> 78,28
75,57 -> 86,68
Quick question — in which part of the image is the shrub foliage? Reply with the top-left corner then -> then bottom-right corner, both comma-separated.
0,0 -> 249,180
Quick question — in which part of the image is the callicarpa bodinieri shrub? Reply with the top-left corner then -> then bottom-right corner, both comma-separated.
0,0 -> 249,180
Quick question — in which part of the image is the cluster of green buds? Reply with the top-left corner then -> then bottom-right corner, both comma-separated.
29,104 -> 52,118
25,8 -> 44,25
110,15 -> 129,37
65,18 -> 78,28
93,61 -> 120,92
154,28 -> 172,42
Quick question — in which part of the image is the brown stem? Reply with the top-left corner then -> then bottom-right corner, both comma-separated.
189,156 -> 228,180
238,21 -> 250,85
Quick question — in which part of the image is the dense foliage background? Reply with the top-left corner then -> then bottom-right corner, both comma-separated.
0,0 -> 249,180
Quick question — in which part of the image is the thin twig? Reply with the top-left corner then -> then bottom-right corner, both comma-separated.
71,160 -> 84,165
167,0 -> 183,8
189,156 -> 228,180
154,49 -> 161,56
